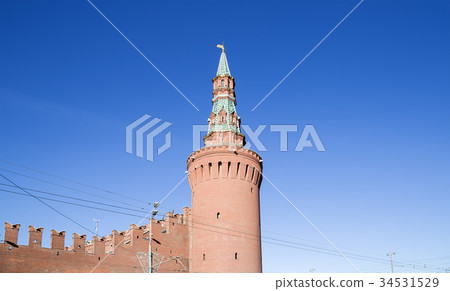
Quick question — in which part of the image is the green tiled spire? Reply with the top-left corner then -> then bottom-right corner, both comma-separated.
203,46 -> 246,147
216,50 -> 231,76
208,98 -> 241,134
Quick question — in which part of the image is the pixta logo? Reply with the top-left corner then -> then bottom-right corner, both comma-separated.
126,116 -> 324,162
192,124 -> 325,152
126,114 -> 172,162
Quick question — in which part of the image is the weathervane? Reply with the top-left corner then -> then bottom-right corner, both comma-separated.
217,42 -> 225,52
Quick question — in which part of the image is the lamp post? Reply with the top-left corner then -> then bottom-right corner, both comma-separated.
387,252 -> 396,273
93,218 -> 99,237
149,202 -> 159,273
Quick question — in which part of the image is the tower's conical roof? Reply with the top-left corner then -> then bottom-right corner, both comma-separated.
216,50 -> 231,76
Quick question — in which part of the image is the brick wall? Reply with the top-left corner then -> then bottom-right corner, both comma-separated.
0,208 -> 191,273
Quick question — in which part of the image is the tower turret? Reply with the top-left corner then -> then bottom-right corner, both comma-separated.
204,46 -> 245,148
187,46 -> 263,273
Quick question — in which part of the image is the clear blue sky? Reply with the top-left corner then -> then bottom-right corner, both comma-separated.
1,0 -> 449,273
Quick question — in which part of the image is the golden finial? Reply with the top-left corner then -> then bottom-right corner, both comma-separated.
217,42 -> 225,52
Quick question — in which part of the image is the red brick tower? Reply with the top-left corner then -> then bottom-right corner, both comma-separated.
187,46 -> 263,273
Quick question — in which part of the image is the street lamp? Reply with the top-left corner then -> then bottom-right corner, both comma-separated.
149,202 -> 159,273
386,252 -> 396,273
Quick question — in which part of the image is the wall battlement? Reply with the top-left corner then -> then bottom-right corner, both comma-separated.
0,208 -> 191,273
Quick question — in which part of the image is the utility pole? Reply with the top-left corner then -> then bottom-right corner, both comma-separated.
387,252 -> 396,273
93,218 -> 99,237
149,202 -> 159,273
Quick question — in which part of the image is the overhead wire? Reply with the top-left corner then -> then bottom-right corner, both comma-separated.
0,162 -> 385,262
2,183 -> 446,272
0,167 -> 150,210
1,173 -> 390,267
0,173 -> 96,235
158,204 -> 385,258
1,162 -> 447,272
0,160 -> 150,204
0,183 -> 149,214
0,188 -> 150,219
187,221 -> 445,272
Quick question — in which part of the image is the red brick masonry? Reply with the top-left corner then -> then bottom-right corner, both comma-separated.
0,208 -> 190,273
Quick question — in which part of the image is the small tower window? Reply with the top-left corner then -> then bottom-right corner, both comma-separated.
221,79 -> 224,87
235,252 -> 238,260
34,239 -> 37,243
217,212 -> 220,219
203,254 -> 206,261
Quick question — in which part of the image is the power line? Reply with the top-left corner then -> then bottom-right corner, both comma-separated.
9,178 -> 444,271
0,160 -> 150,204
189,218 -> 394,263
0,167 -> 149,210
0,183 -> 149,214
0,179 -> 389,263
156,214 -> 392,267
402,255 -> 450,264
2,182 -> 445,272
137,205 -> 450,271
190,222 -> 444,272
0,173 -> 95,235
1,164 -> 446,272
159,204 -> 384,258
89,174 -> 188,273
174,216 -> 447,271
0,162 -> 397,266
185,221 -> 395,268
0,188 -> 161,219
2,182 -> 390,266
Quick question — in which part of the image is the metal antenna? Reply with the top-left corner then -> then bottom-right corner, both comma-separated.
93,218 -> 100,237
